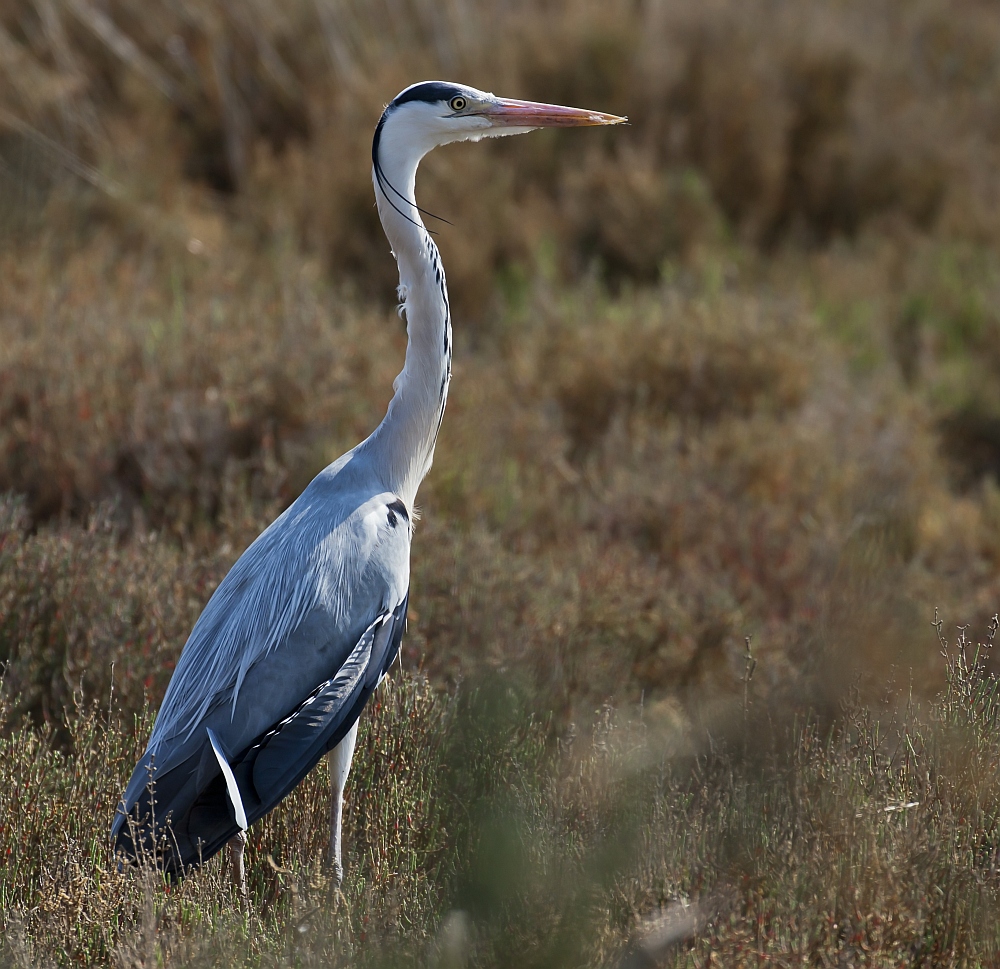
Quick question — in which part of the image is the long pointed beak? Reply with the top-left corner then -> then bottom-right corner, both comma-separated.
482,98 -> 626,128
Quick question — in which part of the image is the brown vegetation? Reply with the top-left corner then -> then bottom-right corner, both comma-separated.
3,640 -> 1000,965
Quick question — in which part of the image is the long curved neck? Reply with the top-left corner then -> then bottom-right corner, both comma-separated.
363,128 -> 453,508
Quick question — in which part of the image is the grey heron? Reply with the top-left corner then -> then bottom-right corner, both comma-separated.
111,81 -> 624,892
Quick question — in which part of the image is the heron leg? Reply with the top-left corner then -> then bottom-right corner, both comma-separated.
327,720 -> 359,888
228,829 -> 248,899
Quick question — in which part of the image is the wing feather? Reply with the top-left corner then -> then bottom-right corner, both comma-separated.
249,615 -> 376,800
239,596 -> 408,819
207,728 -> 248,830
149,505 -> 322,750
146,477 -> 407,759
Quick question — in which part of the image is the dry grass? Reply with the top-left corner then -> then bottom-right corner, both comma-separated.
3,637 -> 1000,965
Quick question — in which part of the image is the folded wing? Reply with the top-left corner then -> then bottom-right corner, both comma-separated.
110,476 -> 411,877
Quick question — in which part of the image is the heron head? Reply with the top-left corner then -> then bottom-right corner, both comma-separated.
372,82 -> 624,234
376,81 -> 626,157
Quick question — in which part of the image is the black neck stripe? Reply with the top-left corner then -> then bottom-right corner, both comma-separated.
371,84 -> 458,229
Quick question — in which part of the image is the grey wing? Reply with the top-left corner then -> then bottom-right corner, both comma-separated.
146,481 -> 409,755
237,594 -> 408,816
146,502 -> 323,753
111,482 -> 412,874
110,597 -> 408,875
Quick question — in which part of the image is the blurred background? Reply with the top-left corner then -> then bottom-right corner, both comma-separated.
3,0 -> 1000,730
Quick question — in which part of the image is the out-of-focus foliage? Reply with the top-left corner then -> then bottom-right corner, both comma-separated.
2,249 -> 997,727
0,0 -> 997,299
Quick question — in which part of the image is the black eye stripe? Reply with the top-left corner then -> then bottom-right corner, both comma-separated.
391,82 -> 462,107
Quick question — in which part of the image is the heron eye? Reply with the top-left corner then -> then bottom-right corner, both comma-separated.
449,96 -> 467,112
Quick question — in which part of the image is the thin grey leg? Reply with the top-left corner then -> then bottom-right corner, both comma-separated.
327,720 -> 359,888
228,829 -> 248,899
